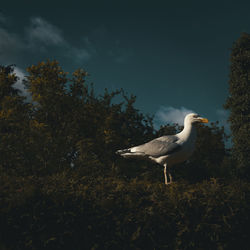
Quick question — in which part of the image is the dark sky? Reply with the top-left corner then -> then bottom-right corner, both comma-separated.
1,0 -> 250,130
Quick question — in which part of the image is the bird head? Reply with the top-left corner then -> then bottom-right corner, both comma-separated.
184,113 -> 209,125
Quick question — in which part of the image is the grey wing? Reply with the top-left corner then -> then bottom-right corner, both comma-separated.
134,135 -> 181,157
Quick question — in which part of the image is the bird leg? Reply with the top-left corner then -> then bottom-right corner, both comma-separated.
168,172 -> 173,184
164,164 -> 173,185
164,164 -> 168,185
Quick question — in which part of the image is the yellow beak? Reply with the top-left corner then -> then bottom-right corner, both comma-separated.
199,118 -> 209,123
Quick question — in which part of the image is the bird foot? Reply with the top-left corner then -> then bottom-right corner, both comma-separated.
165,181 -> 174,185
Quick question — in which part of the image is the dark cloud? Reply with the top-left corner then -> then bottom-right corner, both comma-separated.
0,16 -> 93,66
26,17 -> 64,47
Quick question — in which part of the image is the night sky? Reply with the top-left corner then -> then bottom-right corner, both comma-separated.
1,0 -> 250,131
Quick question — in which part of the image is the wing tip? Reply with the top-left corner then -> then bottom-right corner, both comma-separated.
116,148 -> 131,155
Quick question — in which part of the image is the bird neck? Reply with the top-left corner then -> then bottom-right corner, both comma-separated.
178,122 -> 197,141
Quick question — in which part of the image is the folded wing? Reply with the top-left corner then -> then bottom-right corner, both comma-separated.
130,135 -> 181,157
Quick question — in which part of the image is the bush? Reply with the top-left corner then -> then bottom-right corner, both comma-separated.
1,173 -> 250,250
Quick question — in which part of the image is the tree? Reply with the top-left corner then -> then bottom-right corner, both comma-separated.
0,65 -> 31,174
23,60 -> 155,176
24,61 -> 71,174
225,33 -> 250,178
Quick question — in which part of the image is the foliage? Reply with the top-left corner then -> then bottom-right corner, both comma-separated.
0,65 -> 31,175
0,61 -> 154,176
173,122 -> 231,183
225,32 -> 250,178
0,59 -> 241,249
1,174 -> 250,250
0,61 -> 229,180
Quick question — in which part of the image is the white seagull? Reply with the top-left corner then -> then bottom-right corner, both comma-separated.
116,113 -> 209,184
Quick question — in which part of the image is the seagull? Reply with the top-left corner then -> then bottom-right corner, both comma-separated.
116,113 -> 208,184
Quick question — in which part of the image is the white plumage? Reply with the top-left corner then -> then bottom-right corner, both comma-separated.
116,113 -> 208,184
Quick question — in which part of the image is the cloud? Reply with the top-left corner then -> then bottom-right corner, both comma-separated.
26,17 -> 93,63
0,16 -> 92,66
68,47 -> 92,63
155,106 -> 195,126
13,67 -> 25,93
154,106 -> 231,147
13,67 -> 31,100
27,17 -> 64,46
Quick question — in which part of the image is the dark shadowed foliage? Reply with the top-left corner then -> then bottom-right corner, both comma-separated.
0,50 -> 248,249
225,32 -> 250,179
1,175 -> 250,250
